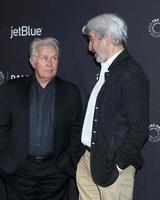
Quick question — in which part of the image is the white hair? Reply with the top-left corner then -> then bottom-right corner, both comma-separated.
29,37 -> 60,58
82,14 -> 127,46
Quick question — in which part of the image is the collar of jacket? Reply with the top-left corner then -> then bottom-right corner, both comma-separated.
108,49 -> 130,72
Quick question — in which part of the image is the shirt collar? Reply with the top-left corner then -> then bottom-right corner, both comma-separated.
31,74 -> 55,89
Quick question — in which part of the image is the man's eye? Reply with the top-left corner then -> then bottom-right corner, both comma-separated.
39,56 -> 45,60
51,56 -> 58,60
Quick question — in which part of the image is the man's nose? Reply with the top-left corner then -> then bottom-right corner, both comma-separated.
46,57 -> 52,67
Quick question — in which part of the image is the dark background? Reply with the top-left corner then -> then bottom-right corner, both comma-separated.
0,0 -> 160,199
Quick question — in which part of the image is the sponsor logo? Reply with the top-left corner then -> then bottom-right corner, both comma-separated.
0,71 -> 5,85
10,25 -> 43,39
10,74 -> 29,80
149,123 -> 160,143
0,71 -> 29,85
148,18 -> 160,38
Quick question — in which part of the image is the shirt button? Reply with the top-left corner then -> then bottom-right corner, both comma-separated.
93,130 -> 96,133
94,119 -> 98,122
95,106 -> 99,110
92,142 -> 95,145
96,73 -> 99,80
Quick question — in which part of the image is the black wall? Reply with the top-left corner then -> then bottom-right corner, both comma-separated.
1,0 -> 160,199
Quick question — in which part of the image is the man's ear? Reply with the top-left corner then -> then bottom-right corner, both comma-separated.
104,34 -> 111,44
30,57 -> 35,69
104,35 -> 113,51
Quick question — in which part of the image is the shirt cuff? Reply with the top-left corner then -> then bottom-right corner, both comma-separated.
116,164 -> 123,174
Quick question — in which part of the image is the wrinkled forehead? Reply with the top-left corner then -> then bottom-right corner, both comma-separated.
35,45 -> 57,55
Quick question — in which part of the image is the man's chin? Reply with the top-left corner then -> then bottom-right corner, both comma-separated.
95,57 -> 104,63
95,54 -> 106,63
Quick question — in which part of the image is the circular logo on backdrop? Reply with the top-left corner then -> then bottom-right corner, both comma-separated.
148,18 -> 160,38
149,124 -> 160,143
0,71 -> 5,85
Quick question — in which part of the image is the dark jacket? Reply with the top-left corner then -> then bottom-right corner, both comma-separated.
89,50 -> 150,187
0,75 -> 83,178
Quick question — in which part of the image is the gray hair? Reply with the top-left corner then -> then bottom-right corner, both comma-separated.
82,14 -> 127,46
29,37 -> 60,58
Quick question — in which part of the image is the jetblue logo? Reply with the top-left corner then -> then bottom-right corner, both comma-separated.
10,25 -> 43,39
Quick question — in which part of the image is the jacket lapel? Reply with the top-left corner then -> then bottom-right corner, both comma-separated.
54,77 -> 63,131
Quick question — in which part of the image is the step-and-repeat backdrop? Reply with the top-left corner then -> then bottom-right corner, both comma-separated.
0,0 -> 160,199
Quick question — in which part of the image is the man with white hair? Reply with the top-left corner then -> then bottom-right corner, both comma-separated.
0,37 -> 83,199
76,14 -> 149,200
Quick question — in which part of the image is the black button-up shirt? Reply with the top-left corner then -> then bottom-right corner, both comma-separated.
28,77 -> 55,156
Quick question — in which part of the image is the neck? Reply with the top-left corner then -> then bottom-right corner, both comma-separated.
35,77 -> 52,88
107,44 -> 124,59
39,81 -> 49,88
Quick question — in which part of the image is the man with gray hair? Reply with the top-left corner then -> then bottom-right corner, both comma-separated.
76,14 -> 149,200
0,37 -> 83,199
